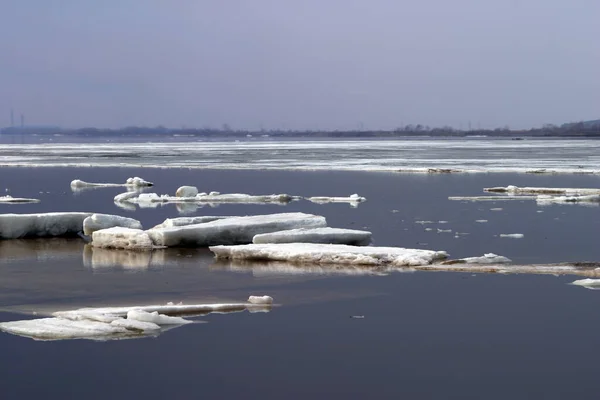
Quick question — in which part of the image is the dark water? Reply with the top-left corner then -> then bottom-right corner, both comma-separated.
2,167 -> 600,399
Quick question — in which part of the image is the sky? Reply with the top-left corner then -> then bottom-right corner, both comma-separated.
0,0 -> 599,131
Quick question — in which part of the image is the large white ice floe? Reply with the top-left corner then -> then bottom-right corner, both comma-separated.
306,194 -> 367,205
91,227 -> 156,250
210,243 -> 448,266
83,213 -> 142,235
152,216 -> 234,229
484,185 -> 600,195
71,177 -> 153,190
118,191 -> 299,205
147,212 -> 327,247
0,195 -> 40,204
0,212 -> 92,239
252,227 -> 372,245
0,300 -> 273,341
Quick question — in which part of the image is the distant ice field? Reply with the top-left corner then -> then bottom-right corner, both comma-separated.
1,137 -> 600,173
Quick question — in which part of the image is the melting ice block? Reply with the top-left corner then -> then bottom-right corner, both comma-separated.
571,278 -> 600,289
71,177 -> 153,190
210,243 -> 448,266
306,194 -> 367,204
0,195 -> 40,204
175,186 -> 198,197
83,213 -> 142,235
441,253 -> 512,264
123,192 -> 299,205
0,300 -> 272,341
247,296 -> 273,304
147,212 -> 327,247
91,227 -> 155,250
252,227 -> 372,245
484,185 -> 600,195
536,194 -> 600,205
0,212 -> 92,239
152,216 -> 234,229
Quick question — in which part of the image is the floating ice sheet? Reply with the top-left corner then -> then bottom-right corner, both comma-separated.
252,227 -> 372,245
83,213 -> 142,235
210,243 -> 448,266
120,192 -> 299,205
0,212 -> 92,239
571,278 -> 600,289
0,195 -> 40,204
152,216 -> 234,229
0,300 -> 272,341
306,194 -> 366,205
536,194 -> 600,205
147,212 -> 327,247
441,253 -> 512,264
71,177 -> 153,191
448,195 -> 536,202
499,233 -> 524,239
484,185 -> 600,195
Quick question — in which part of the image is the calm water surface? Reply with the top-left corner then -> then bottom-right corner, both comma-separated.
1,166 -> 600,399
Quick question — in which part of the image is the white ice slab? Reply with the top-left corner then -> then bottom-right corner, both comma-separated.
91,227 -> 155,250
83,213 -> 142,235
0,300 -> 273,341
71,177 -> 153,188
0,195 -> 40,204
125,192 -> 298,205
306,194 -> 367,204
147,212 -> 327,247
499,233 -> 524,239
210,243 -> 448,266
536,194 -> 600,205
247,296 -> 274,304
484,185 -> 600,195
571,278 -> 600,289
252,227 -> 371,245
0,212 -> 92,239
175,186 -> 199,197
441,253 -> 512,264
152,216 -> 234,229
448,195 -> 536,202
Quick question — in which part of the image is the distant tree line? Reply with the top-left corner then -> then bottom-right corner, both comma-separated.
2,120 -> 600,138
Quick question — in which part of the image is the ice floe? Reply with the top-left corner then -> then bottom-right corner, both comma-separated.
91,227 -> 156,250
175,186 -> 199,197
306,194 -> 367,205
484,185 -> 600,195
0,299 -> 272,341
247,295 -> 274,304
499,233 -> 524,239
252,227 -> 372,245
448,195 -> 537,202
70,177 -> 153,192
441,253 -> 512,264
117,191 -> 299,206
147,212 -> 327,247
571,279 -> 600,289
210,243 -> 448,267
83,213 -> 142,235
0,195 -> 40,204
0,212 -> 92,239
152,216 -> 234,229
536,194 -> 600,205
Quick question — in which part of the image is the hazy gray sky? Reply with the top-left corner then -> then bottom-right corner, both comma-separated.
1,0 -> 598,130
